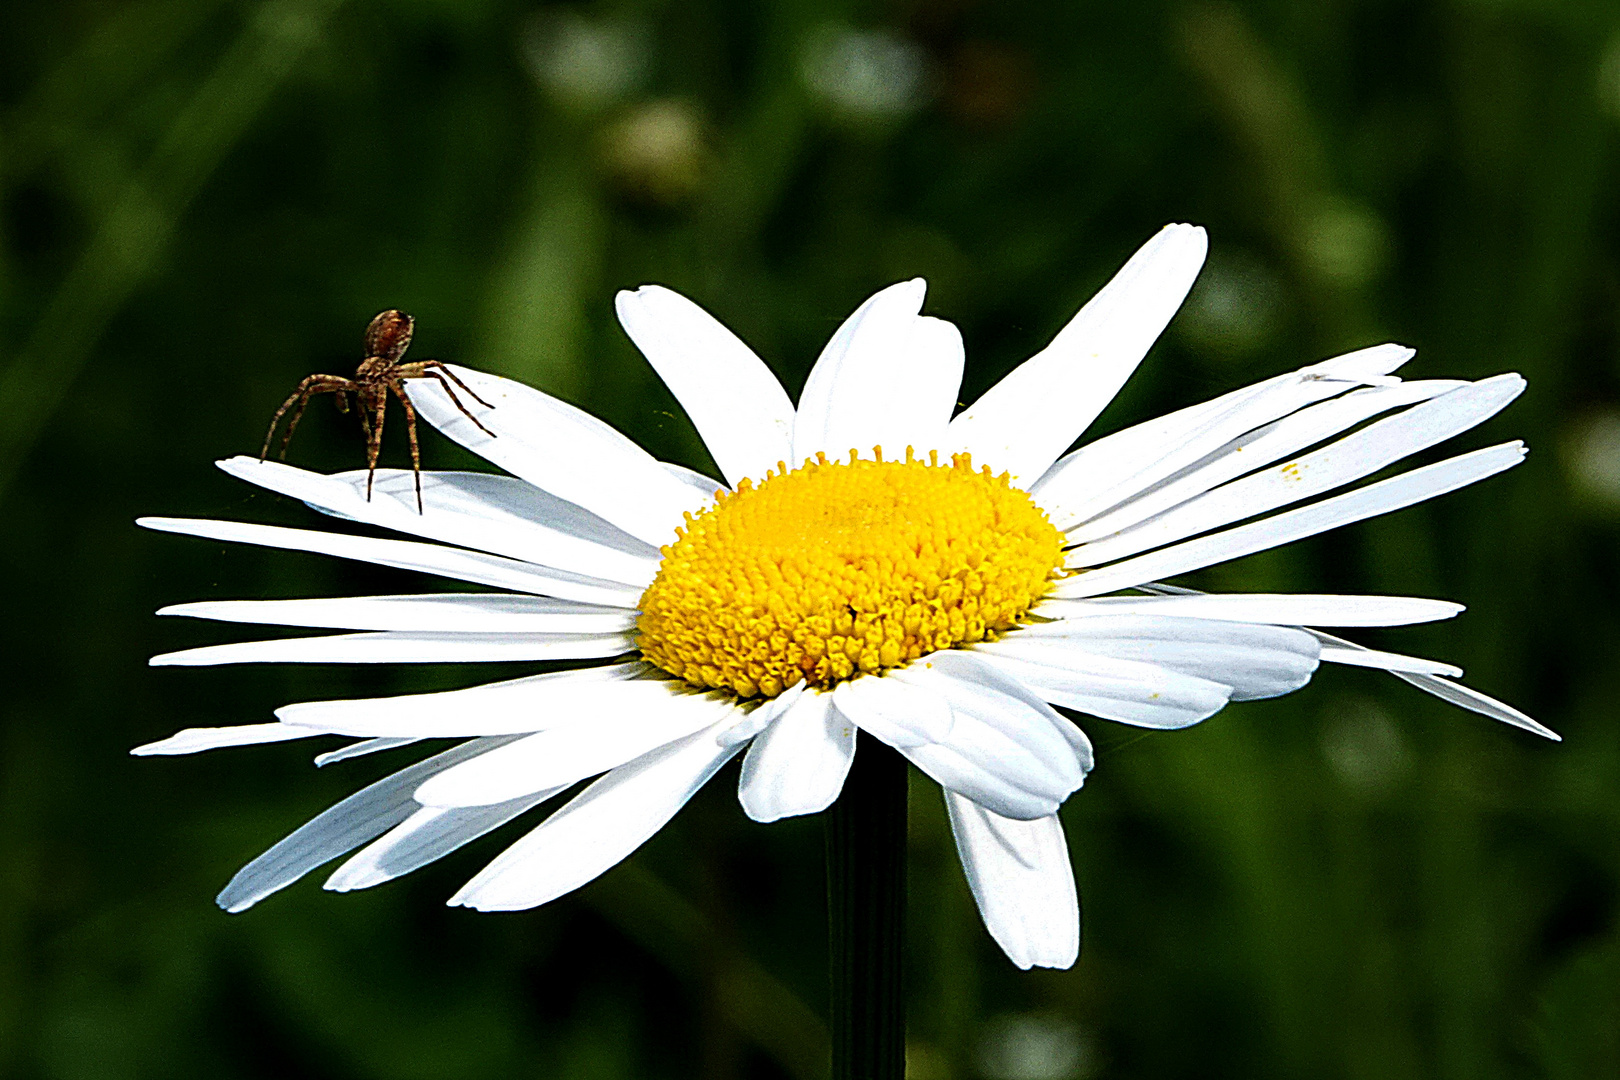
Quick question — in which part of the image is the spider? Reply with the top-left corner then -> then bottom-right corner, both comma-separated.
260,309 -> 495,513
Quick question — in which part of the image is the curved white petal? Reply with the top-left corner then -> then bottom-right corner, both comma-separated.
1056,442 -> 1527,598
1070,374 -> 1526,567
970,648 -> 1232,730
947,793 -> 1079,970
159,594 -> 638,634
1144,585 -> 1562,741
405,364 -> 709,546
717,682 -> 805,748
899,741 -> 1060,821
737,690 -> 856,822
1062,379 -> 1462,542
326,792 -> 560,893
893,316 -> 968,456
1039,593 -> 1462,627
215,736 -> 518,912
1031,344 -> 1414,527
218,457 -> 661,587
949,224 -> 1208,485
615,285 -> 795,486
795,308 -> 964,461
1034,344 -> 1414,527
314,737 -> 421,767
881,655 -> 1086,819
451,719 -> 744,911
131,722 -> 324,756
894,650 -> 1092,773
276,663 -> 659,738
1014,615 -> 1321,701
1318,646 -> 1461,677
150,630 -> 633,667
1392,671 -> 1561,741
661,460 -> 727,504
831,674 -> 953,749
136,517 -> 643,607
792,279 -> 928,464
414,687 -> 733,807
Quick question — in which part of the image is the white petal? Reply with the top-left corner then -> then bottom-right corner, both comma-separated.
794,309 -> 964,461
949,224 -> 1208,485
215,737 -> 517,912
661,461 -> 727,504
615,285 -> 795,486
895,650 -> 1092,773
901,741 -> 1062,820
1064,379 -> 1464,542
1055,442 -> 1526,598
1318,646 -> 1461,677
159,593 -> 638,634
1391,671 -> 1561,741
884,656 -> 1085,819
1036,344 -> 1414,528
831,674 -> 953,748
1039,593 -> 1462,627
450,720 -> 744,911
1070,374 -> 1526,567
414,686 -> 733,807
131,722 -> 323,756
717,682 -> 804,748
137,517 -> 644,607
970,648 -> 1232,730
893,316 -> 969,456
218,458 -> 661,587
275,662 -> 656,737
946,794 -> 1079,970
326,793 -> 560,893
792,279 -> 928,464
1006,615 -> 1320,702
150,630 -> 633,667
405,364 -> 709,546
738,690 -> 856,822
1149,586 -> 1562,741
314,737 -> 421,767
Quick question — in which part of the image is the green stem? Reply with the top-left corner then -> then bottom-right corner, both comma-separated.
825,735 -> 907,1080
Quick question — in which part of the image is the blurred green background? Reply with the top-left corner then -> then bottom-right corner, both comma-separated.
2,0 -> 1618,1077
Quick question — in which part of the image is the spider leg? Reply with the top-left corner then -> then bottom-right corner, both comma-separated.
405,369 -> 497,438
388,377 -> 425,513
411,360 -> 496,409
262,375 -> 353,460
363,383 -> 388,501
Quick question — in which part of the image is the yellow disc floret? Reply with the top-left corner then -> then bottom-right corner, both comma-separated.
637,449 -> 1066,698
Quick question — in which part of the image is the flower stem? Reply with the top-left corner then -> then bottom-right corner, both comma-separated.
825,735 -> 907,1080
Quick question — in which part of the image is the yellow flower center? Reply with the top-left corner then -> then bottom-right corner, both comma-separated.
636,450 -> 1066,698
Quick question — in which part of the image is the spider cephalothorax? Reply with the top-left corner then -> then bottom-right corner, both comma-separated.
260,310 -> 494,512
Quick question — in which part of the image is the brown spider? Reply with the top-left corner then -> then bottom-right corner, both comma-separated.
260,310 -> 495,512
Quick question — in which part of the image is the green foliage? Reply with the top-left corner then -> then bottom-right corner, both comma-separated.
2,0 -> 1617,1077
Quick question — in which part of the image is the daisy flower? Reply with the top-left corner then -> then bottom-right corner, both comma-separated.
136,223 -> 1555,971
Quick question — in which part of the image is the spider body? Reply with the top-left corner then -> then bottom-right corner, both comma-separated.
260,310 -> 494,512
